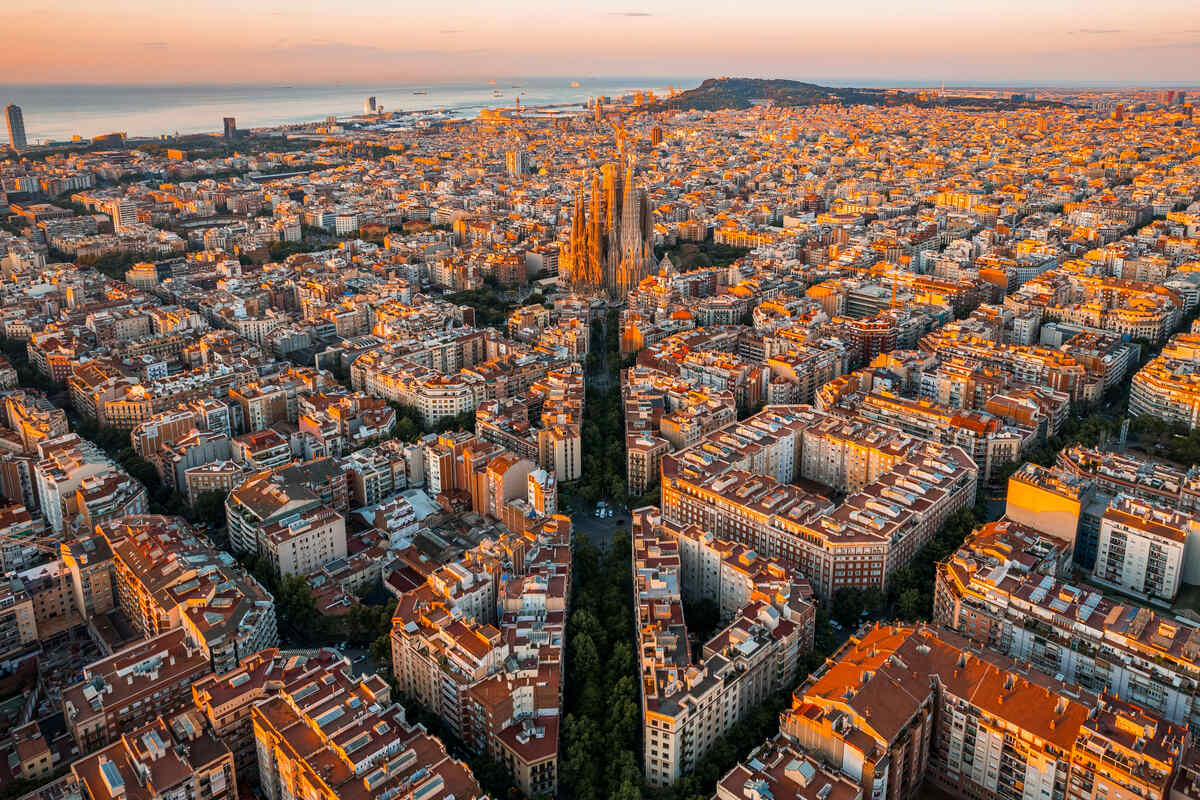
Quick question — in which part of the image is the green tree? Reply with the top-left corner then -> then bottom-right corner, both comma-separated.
191,490 -> 228,524
897,588 -> 923,621
832,587 -> 865,627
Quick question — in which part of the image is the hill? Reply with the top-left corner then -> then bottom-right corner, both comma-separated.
645,77 -> 1062,112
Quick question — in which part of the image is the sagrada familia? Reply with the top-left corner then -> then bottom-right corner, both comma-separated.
561,158 -> 655,300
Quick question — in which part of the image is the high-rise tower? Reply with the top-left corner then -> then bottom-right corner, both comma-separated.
5,105 -> 27,151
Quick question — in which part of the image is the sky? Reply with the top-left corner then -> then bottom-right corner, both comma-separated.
3,0 -> 1199,85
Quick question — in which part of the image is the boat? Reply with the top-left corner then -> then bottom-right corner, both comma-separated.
412,90 -> 428,95
570,81 -> 580,88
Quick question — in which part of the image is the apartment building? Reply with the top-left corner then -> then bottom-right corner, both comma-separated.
224,459 -> 346,553
1005,461 -> 1091,549
622,366 -> 737,495
0,503 -> 41,573
230,429 -> 292,471
252,666 -> 483,800
60,533 -> 115,620
86,515 -> 278,673
61,628 -> 213,753
658,398 -> 738,451
73,468 -> 149,532
482,454 -> 534,521
1093,494 -> 1196,602
0,577 -> 37,661
661,405 -> 977,598
678,350 -> 767,409
3,391 -> 69,454
1130,334 -> 1200,427
153,427 -> 230,489
934,519 -> 1200,735
781,623 -> 1192,800
230,381 -> 289,431
33,433 -> 113,533
474,396 -> 541,463
526,468 -> 556,516
627,434 -> 671,496
1056,443 -> 1200,513
919,325 -> 1111,404
851,390 -> 1031,483
470,365 -> 585,485
352,350 -> 488,428
193,648 -> 373,786
71,710 -> 235,800
715,735 -> 862,800
184,459 -> 247,505
12,559 -> 80,641
258,505 -> 347,577
635,508 -> 814,788
373,495 -> 420,547
0,451 -> 39,513
537,424 -> 581,483
94,363 -> 258,430
340,446 -> 404,507
130,408 -> 199,457
391,516 -> 571,796
763,341 -> 847,404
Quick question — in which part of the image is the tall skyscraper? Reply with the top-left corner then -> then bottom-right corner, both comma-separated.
364,96 -> 376,114
223,117 -> 237,140
5,104 -> 27,151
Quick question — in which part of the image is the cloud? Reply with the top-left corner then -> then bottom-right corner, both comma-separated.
1136,40 -> 1200,50
1074,28 -> 1123,34
141,41 -> 168,48
439,28 -> 463,34
267,41 -> 491,60
609,11 -> 653,16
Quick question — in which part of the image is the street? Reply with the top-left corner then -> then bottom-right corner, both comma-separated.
570,507 -> 631,553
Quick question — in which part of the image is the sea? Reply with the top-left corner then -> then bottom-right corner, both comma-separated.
0,78 -> 697,144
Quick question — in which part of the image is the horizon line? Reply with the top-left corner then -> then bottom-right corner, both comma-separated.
3,76 -> 1199,90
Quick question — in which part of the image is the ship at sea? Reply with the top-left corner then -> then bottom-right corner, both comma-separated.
412,90 -> 429,95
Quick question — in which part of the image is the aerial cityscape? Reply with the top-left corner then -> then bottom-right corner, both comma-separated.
2,5 -> 1200,800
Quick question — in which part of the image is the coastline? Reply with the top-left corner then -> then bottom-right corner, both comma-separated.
0,79 -> 687,144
